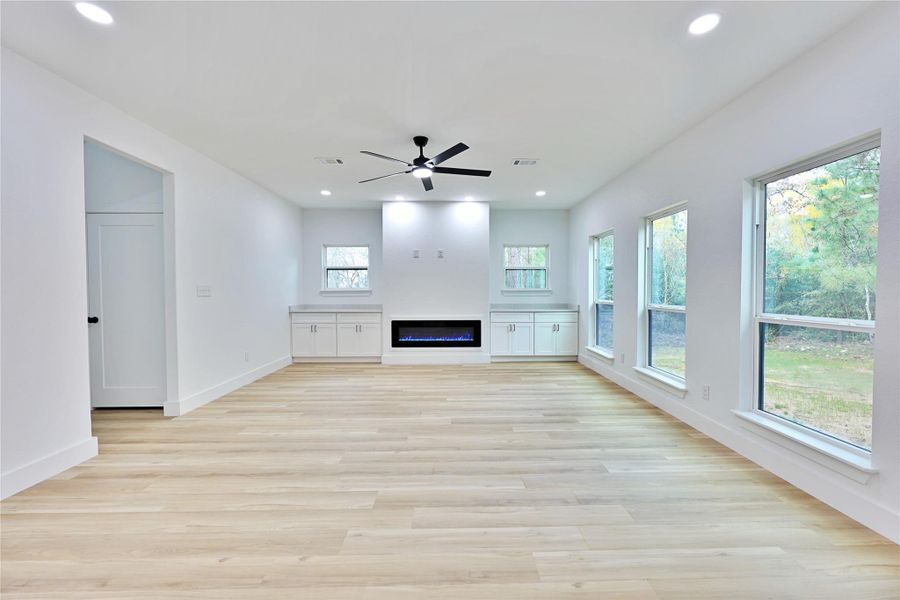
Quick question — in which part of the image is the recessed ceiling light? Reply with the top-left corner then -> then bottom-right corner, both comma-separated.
75,2 -> 114,25
688,13 -> 720,35
395,195 -> 404,201
320,189 -> 331,196
535,190 -> 547,197
464,196 -> 474,202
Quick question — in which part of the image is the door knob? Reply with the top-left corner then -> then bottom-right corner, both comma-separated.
87,316 -> 99,324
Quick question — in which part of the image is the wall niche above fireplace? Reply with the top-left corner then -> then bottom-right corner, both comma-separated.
391,320 -> 481,348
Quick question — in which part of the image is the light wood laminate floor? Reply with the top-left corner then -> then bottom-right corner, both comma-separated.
2,363 -> 897,599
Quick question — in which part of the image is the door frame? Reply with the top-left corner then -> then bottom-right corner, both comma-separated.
83,137 -> 179,413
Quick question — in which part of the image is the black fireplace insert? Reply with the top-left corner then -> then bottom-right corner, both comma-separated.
391,320 -> 481,348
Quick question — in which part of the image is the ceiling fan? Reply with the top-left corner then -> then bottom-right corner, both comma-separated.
358,136 -> 491,191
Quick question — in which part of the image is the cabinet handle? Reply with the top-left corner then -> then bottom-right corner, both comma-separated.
512,323 -> 516,333
314,324 -> 318,333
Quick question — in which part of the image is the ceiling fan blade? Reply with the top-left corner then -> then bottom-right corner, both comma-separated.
360,151 -> 412,166
358,169 -> 411,183
422,177 -> 434,191
429,142 -> 469,166
431,166 -> 492,177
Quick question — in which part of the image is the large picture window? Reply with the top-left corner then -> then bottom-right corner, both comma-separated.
591,232 -> 614,354
503,245 -> 549,290
755,140 -> 879,450
645,207 -> 687,380
323,245 -> 369,290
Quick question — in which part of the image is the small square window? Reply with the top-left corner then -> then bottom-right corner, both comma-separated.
504,245 -> 549,290
323,245 -> 369,290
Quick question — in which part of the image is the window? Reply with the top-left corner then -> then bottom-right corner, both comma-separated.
503,245 -> 549,289
591,232 -> 614,354
323,245 -> 369,290
755,140 -> 879,450
645,207 -> 687,380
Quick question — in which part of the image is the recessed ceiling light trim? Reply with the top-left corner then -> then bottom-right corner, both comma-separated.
320,189 -> 332,196
688,13 -> 720,35
75,2 -> 114,25
535,190 -> 547,197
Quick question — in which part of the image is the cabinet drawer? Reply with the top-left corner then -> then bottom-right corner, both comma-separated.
291,312 -> 337,324
490,312 -> 534,323
337,312 -> 382,324
533,311 -> 577,323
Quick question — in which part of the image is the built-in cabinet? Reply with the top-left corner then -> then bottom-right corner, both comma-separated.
490,310 -> 578,358
291,311 -> 381,359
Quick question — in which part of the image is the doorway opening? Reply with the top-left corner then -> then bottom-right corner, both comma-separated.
84,139 -> 174,409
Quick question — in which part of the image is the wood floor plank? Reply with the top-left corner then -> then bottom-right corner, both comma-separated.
1,362 -> 896,598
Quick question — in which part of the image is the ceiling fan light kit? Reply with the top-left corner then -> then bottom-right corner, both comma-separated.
359,136 -> 491,191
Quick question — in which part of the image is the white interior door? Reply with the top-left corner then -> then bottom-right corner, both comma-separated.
87,213 -> 165,407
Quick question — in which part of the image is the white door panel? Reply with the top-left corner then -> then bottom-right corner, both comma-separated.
556,323 -> 578,355
533,323 -> 556,355
87,213 -> 165,407
357,324 -> 382,356
337,324 -> 359,357
313,324 -> 337,357
292,324 -> 316,356
510,323 -> 534,355
490,323 -> 511,355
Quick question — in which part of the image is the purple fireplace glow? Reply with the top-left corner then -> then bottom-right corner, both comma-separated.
391,320 -> 481,348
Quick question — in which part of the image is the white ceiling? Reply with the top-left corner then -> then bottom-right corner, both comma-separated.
1,1 -> 872,208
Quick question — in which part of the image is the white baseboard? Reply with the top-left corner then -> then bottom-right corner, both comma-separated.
164,356 -> 291,417
1,436 -> 98,500
491,355 -> 577,362
382,352 -> 491,365
578,352 -> 900,544
292,357 -> 382,364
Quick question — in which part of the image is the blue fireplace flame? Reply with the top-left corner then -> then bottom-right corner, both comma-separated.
399,334 -> 474,342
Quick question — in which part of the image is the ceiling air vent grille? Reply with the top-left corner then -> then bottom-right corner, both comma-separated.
315,157 -> 344,165
511,158 -> 538,166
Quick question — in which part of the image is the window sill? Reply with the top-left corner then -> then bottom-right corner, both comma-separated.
501,288 -> 553,296
584,346 -> 614,363
319,289 -> 372,296
632,366 -> 687,398
733,410 -> 876,484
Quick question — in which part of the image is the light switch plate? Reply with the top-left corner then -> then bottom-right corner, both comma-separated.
196,285 -> 212,298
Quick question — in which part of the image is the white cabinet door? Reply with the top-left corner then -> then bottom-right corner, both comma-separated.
510,323 -> 534,355
533,323 -> 556,355
313,323 -> 337,357
336,324 -> 359,357
490,323 -> 512,355
357,323 -> 382,356
556,322 -> 578,355
292,324 -> 316,357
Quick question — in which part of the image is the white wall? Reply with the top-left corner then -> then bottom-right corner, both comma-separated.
1,48 -> 304,497
568,5 -> 899,542
300,209 -> 382,305
490,209 -> 570,305
84,140 -> 163,213
382,201 -> 490,363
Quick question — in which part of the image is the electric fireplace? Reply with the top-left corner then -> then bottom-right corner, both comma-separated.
391,320 -> 481,348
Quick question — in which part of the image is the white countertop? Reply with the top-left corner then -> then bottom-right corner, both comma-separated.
490,303 -> 579,312
290,304 -> 383,313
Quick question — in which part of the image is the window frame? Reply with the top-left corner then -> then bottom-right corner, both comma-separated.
502,244 -> 550,292
322,244 -> 371,292
589,230 -> 614,358
750,134 -> 880,454
642,203 -> 688,384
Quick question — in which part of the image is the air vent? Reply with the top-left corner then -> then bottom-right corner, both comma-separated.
315,157 -> 344,165
511,158 -> 538,166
